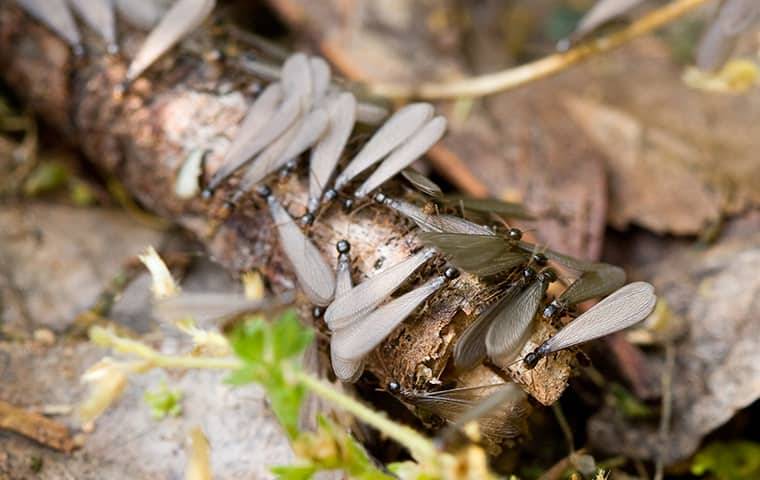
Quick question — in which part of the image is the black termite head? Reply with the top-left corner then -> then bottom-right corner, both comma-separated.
324,189 -> 338,202
521,267 -> 536,283
342,198 -> 354,211
542,300 -> 562,320
532,253 -> 548,267
201,187 -> 214,199
539,268 -> 557,283
507,228 -> 523,241
336,239 -> 351,254
255,185 -> 272,199
300,213 -> 315,226
312,306 -> 324,318
373,192 -> 387,204
444,266 -> 460,280
387,380 -> 401,394
523,350 -> 542,369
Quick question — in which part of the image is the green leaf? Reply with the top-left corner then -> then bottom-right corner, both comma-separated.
224,364 -> 265,386
270,464 -> 317,480
692,441 -> 760,480
264,369 -> 307,438
229,316 -> 268,363
272,310 -> 313,361
143,382 -> 183,419
23,161 -> 69,196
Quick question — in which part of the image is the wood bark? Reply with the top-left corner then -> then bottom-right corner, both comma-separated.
0,4 -> 571,406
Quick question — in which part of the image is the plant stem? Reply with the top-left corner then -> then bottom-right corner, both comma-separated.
89,326 -> 242,370
294,370 -> 437,462
367,0 -> 713,100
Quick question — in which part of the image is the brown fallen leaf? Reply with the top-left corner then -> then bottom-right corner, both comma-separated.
588,222 -> 760,464
0,400 -> 75,452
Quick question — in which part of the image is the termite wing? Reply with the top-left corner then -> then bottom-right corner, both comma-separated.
125,0 -> 216,83
16,0 -> 83,54
264,189 -> 335,306
353,115 -> 447,198
485,269 -> 556,363
376,194 -> 494,236
569,0 -> 644,42
332,103 -> 435,191
308,92 -> 357,213
401,168 -> 443,198
330,274 -> 450,362
68,0 -> 118,53
115,0 -> 170,30
420,232 -> 531,277
154,292 -> 266,324
328,240 -> 366,383
524,281 -> 656,368
324,247 -> 437,330
393,382 -> 529,454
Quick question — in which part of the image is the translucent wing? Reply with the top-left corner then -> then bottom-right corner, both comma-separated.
17,0 -> 82,51
556,266 -> 626,306
231,107 -> 327,195
355,101 -> 389,125
125,0 -> 215,82
420,232 -> 529,276
281,53 -> 312,108
453,286 -> 520,370
716,0 -> 760,36
331,276 -> 444,361
696,13 -> 740,71
68,0 -> 117,52
154,292 -> 263,324
308,92 -> 356,213
330,247 -> 364,382
268,196 -> 335,306
442,195 -> 534,220
354,116 -> 447,198
485,276 -> 549,362
309,56 -> 331,105
381,196 -> 494,235
324,248 -> 436,330
115,0 -> 169,30
206,93 -> 301,191
333,103 -> 434,190
573,0 -> 644,39
223,83 -> 283,169
401,168 -> 443,198
539,281 -> 656,354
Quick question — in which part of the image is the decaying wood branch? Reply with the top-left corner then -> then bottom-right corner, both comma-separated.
0,4 -> 572,407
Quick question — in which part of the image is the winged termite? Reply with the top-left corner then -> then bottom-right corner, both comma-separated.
375,193 -> 494,236
125,0 -> 216,83
217,83 -> 283,179
263,188 -> 335,306
523,281 -> 656,369
542,265 -> 626,320
68,0 -> 118,53
353,116 -> 447,198
485,268 -> 556,363
696,0 -> 760,71
204,93 -> 301,195
307,92 -> 356,213
453,265 -> 543,370
16,0 -> 83,54
392,382 -> 528,453
323,247 -> 437,331
328,239 -> 366,382
330,273 -> 450,362
226,108 -> 328,207
332,103 -> 435,191
154,292 -> 264,324
114,0 -> 169,30
401,168 -> 443,198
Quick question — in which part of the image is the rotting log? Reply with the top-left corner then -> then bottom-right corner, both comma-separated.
0,4 -> 572,407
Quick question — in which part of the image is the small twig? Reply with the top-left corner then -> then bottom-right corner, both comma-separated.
367,0 -> 713,100
654,342 -> 676,480
0,400 -> 76,452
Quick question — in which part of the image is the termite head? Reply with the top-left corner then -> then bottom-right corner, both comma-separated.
532,252 -> 548,267
300,213 -> 315,226
373,192 -> 387,204
507,228 -> 522,241
312,306 -> 324,318
542,300 -> 562,320
539,268 -> 557,283
444,266 -> 460,280
523,350 -> 542,369
342,198 -> 354,211
336,239 -> 351,254
324,189 -> 338,201
255,185 -> 272,199
521,267 -> 536,283
387,380 -> 401,394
